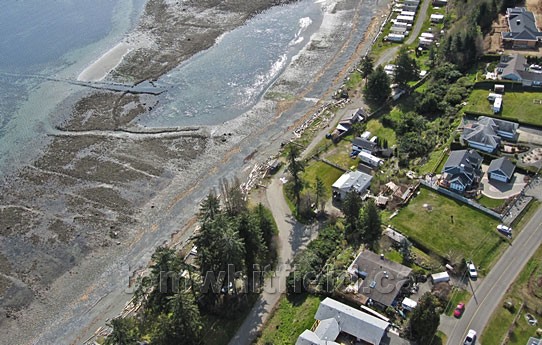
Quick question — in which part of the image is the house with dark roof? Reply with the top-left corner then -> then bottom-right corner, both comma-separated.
441,149 -> 482,193
461,116 -> 519,153
502,7 -> 542,48
498,54 -> 542,87
347,250 -> 412,309
488,157 -> 516,183
296,298 -> 390,345
352,137 -> 377,154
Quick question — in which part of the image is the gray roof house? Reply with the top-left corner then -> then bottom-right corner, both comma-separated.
527,337 -> 542,345
461,116 -> 519,153
441,149 -> 482,193
295,297 -> 390,345
347,250 -> 412,308
332,170 -> 372,200
498,54 -> 542,87
352,137 -> 377,154
501,7 -> 542,48
488,157 -> 516,183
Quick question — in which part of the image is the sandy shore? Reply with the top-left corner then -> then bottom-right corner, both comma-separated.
77,42 -> 132,81
0,0 -> 392,344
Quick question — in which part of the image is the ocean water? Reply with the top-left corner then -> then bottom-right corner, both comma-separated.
0,0 -> 146,176
142,0 -> 324,126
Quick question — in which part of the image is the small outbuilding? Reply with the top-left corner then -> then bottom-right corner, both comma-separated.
402,297 -> 418,311
431,271 -> 450,284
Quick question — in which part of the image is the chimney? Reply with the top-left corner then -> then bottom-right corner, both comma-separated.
517,20 -> 521,25
380,253 -> 384,260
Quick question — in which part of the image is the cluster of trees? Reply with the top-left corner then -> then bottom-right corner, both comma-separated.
343,193 -> 382,248
195,185 -> 278,312
105,179 -> 278,344
362,49 -> 419,106
284,144 -> 328,219
406,292 -> 441,345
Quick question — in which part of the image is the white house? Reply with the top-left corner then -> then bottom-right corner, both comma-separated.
430,14 -> 444,23
332,170 -> 372,200
295,298 -> 390,345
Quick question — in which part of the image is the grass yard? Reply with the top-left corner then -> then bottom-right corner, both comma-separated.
482,244 -> 542,345
477,195 -> 506,210
418,147 -> 447,175
322,139 -> 358,171
464,88 -> 542,126
256,294 -> 323,345
389,187 -> 506,270
366,119 -> 397,146
444,287 -> 471,316
302,160 -> 344,191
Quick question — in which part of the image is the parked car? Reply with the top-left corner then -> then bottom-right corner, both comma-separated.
453,302 -> 465,318
464,329 -> 477,345
467,261 -> 478,279
497,224 -> 512,237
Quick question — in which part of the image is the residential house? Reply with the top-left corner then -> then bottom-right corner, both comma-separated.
441,149 -> 483,193
497,54 -> 542,87
527,337 -> 542,345
461,116 -> 519,153
296,297 -> 390,345
352,137 -> 377,154
501,7 -> 542,48
332,170 -> 372,200
488,157 -> 516,183
347,250 -> 412,309
331,110 -> 365,141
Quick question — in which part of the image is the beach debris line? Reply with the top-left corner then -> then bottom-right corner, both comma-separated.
293,98 -> 349,138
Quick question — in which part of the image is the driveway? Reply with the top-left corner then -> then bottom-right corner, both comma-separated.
228,178 -> 317,345
480,165 -> 527,199
441,203 -> 542,345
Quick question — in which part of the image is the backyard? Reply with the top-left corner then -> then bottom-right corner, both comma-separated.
255,294 -> 323,345
482,244 -> 542,345
389,187 -> 507,270
464,88 -> 542,126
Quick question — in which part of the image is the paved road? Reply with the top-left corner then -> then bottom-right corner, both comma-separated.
443,203 -> 542,345
228,178 -> 316,345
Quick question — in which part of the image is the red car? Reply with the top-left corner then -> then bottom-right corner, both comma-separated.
454,302 -> 465,318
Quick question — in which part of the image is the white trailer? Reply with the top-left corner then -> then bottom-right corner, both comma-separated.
400,11 -> 416,17
386,34 -> 405,42
396,15 -> 415,23
431,271 -> 450,284
358,151 -> 383,167
430,14 -> 444,23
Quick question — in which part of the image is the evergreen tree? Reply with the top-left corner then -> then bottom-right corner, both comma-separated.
147,246 -> 181,315
342,191 -> 363,244
359,55 -> 374,81
315,176 -> 327,214
394,48 -> 419,87
286,144 -> 305,215
364,65 -> 391,105
152,292 -> 203,345
198,191 -> 221,225
104,317 -> 139,345
407,292 -> 440,345
237,212 -> 265,286
359,199 -> 381,248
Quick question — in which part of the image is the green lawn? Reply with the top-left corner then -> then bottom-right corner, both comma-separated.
389,187 -> 506,270
366,119 -> 397,146
482,244 -> 542,345
256,294 -> 323,345
444,287 -> 471,316
477,195 -> 506,210
302,160 -> 344,191
464,88 -> 542,126
419,147 -> 447,175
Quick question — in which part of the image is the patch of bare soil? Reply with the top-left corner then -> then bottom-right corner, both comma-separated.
484,14 -> 507,53
526,0 -> 542,29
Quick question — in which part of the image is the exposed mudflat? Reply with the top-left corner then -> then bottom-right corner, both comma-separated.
0,0 -> 391,343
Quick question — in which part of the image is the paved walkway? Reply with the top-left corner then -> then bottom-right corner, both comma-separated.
228,178 -> 316,345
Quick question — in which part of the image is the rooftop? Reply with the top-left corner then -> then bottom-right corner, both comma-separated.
488,157 -> 516,178
348,250 -> 412,307
502,7 -> 542,41
332,170 -> 373,193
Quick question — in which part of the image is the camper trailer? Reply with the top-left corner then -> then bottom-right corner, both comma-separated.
396,15 -> 415,23
386,34 -> 405,42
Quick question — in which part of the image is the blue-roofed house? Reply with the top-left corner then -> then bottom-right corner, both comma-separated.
501,7 -> 542,48
488,157 -> 516,183
441,149 -> 483,193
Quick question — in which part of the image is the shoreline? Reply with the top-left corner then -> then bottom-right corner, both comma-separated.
0,0 -> 393,344
77,42 -> 132,82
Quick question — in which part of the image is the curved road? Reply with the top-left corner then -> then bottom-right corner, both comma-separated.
228,178 -> 316,345
444,202 -> 542,345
